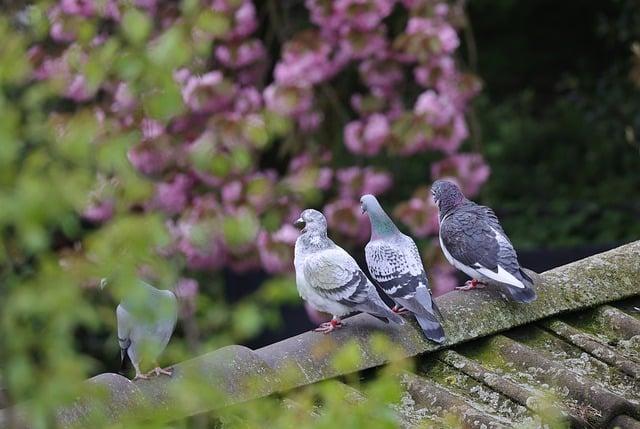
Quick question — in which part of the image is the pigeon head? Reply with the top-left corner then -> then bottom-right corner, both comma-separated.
294,209 -> 327,235
359,194 -> 380,215
360,194 -> 399,238
431,180 -> 466,214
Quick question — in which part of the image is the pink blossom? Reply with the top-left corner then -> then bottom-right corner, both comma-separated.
141,118 -> 164,140
66,75 -> 92,102
127,139 -> 172,176
174,277 -> 199,316
393,189 -> 439,237
60,0 -> 96,17
344,114 -> 390,156
431,153 -> 490,197
234,87 -> 263,114
155,174 -> 193,215
181,71 -> 235,114
317,168 -> 334,190
135,0 -> 157,13
263,84 -> 314,117
334,0 -> 395,31
397,17 -> 460,61
335,166 -> 393,198
82,200 -> 114,223
49,9 -> 76,43
215,39 -> 266,69
222,181 -> 243,204
338,27 -> 388,60
274,31 -> 333,87
430,263 -> 458,297
359,56 -> 404,93
297,110 -> 324,132
111,82 -> 136,115
175,277 -> 199,300
413,56 -> 456,88
214,0 -> 258,40
324,198 -> 370,243
256,225 -> 298,274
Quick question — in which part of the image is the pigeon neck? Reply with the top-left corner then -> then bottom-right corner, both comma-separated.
299,229 -> 331,250
439,199 -> 470,220
368,207 -> 400,239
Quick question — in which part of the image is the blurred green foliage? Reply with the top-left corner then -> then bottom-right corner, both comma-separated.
468,0 -> 640,248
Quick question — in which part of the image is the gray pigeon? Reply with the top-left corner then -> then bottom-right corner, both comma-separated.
106,279 -> 178,380
294,209 -> 404,333
431,180 -> 537,303
360,195 -> 445,343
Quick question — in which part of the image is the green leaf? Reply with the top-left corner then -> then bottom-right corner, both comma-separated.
121,8 -> 152,45
195,9 -> 231,37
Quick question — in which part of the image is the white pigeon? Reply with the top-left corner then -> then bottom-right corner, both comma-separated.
360,194 -> 445,343
107,279 -> 178,380
294,209 -> 404,333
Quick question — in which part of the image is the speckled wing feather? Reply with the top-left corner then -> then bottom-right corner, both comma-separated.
304,248 -> 374,305
365,238 -> 427,299
303,248 -> 403,322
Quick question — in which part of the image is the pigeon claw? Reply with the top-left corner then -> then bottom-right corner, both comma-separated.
146,366 -> 173,377
133,373 -> 150,381
455,279 -> 486,291
392,305 -> 409,315
314,318 -> 342,334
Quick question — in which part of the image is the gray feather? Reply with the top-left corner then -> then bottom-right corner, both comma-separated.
294,208 -> 403,324
361,195 -> 444,342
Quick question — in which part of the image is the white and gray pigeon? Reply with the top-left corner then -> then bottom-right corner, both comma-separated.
294,209 -> 404,333
431,180 -> 537,303
105,279 -> 178,380
360,195 -> 445,344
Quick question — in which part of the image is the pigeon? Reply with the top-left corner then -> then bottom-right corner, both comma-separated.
360,195 -> 445,344
294,209 -> 404,333
431,180 -> 537,303
104,279 -> 178,380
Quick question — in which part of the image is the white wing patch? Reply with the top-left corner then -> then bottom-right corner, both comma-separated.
476,265 -> 525,289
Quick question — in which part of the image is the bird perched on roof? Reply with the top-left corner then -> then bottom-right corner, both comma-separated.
103,278 -> 178,380
360,194 -> 445,344
431,180 -> 537,303
294,209 -> 404,333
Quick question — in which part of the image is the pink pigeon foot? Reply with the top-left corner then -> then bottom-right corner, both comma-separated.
392,305 -> 409,315
455,279 -> 486,291
314,318 -> 342,334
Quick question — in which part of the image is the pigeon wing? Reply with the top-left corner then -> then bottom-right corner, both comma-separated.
303,248 -> 370,305
441,209 -> 499,270
304,247 -> 403,323
442,208 -> 526,289
365,238 -> 428,299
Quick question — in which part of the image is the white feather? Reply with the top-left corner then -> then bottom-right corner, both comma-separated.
476,265 -> 525,289
439,228 -> 525,289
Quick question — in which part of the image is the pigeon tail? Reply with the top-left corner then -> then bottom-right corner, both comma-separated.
360,302 -> 405,325
503,284 -> 537,303
414,313 -> 446,344
502,269 -> 536,303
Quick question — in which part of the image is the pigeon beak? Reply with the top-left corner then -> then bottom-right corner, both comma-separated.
99,278 -> 108,290
361,205 -> 366,214
294,218 -> 305,230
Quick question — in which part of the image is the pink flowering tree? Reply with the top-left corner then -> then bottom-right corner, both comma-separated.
32,0 -> 488,325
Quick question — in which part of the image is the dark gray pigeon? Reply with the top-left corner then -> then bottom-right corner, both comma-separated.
360,194 -> 445,344
431,180 -> 536,303
294,209 -> 404,333
103,279 -> 178,380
